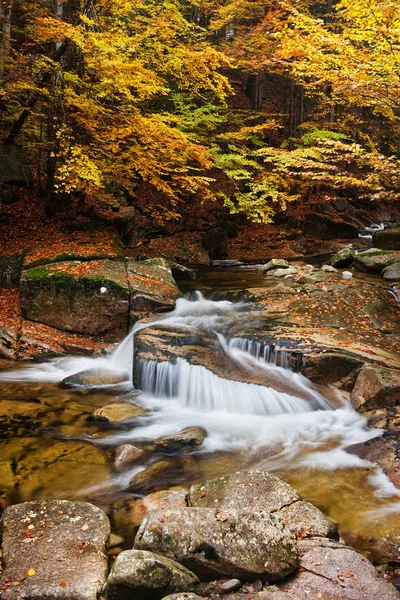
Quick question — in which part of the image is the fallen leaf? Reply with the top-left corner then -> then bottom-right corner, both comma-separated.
27,569 -> 35,577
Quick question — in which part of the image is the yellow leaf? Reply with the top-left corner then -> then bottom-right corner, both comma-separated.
28,569 -> 35,577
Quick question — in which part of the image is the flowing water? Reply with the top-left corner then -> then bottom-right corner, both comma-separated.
0,276 -> 399,557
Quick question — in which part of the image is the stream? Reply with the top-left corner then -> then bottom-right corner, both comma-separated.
0,264 -> 399,558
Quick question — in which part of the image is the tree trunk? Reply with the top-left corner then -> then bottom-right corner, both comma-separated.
0,0 -> 12,79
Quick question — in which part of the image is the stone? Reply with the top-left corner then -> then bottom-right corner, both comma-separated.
20,259 -> 129,337
61,368 -> 129,387
169,262 -> 197,281
278,537 -> 400,600
0,499 -> 110,600
155,427 -> 207,454
321,264 -> 337,272
303,213 -> 359,240
129,459 -> 176,492
329,247 -> 355,268
115,444 -> 145,471
262,259 -> 290,272
105,549 -> 200,600
354,248 -> 400,274
383,262 -> 400,282
201,228 -> 229,260
127,258 -> 182,317
161,595 -> 204,600
92,402 -> 145,423
109,533 -> 125,548
342,270 -> 353,279
267,266 -> 297,277
351,365 -> 400,411
218,579 -> 242,593
0,254 -> 23,288
372,228 -> 400,250
134,507 -> 298,581
301,353 -> 363,385
144,490 -> 188,511
188,471 -> 337,540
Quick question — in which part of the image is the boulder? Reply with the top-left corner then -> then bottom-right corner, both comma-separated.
382,262 -> 400,282
201,228 -> 228,260
267,266 -> 297,277
329,247 -> 355,268
372,227 -> 400,250
0,500 -> 110,600
20,259 -> 129,337
127,258 -> 182,317
0,254 -> 23,287
134,507 -> 298,582
92,402 -> 145,423
105,549 -> 200,600
354,248 -> 400,274
351,365 -> 400,411
155,427 -> 207,454
61,368 -> 129,387
301,353 -> 363,385
303,213 -> 359,240
115,444 -> 145,471
169,262 -> 197,281
321,264 -> 337,273
279,537 -> 400,600
188,471 -> 337,540
261,259 -> 290,272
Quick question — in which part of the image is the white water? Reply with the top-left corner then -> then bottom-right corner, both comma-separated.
0,291 -> 397,498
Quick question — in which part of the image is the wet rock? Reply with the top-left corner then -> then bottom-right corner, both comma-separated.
279,537 -> 400,599
383,262 -> 400,282
115,444 -> 145,471
218,579 -> 242,593
201,229 -> 228,260
110,533 -> 125,548
145,490 -> 188,510
92,402 -> 145,423
268,266 -> 297,277
0,254 -> 23,288
61,368 -> 129,387
261,259 -> 290,272
0,499 -> 110,600
134,507 -> 298,581
127,258 -> 182,317
354,248 -> 400,274
321,264 -> 337,273
239,580 -> 263,593
301,353 -> 363,385
161,595 -> 204,600
372,227 -> 400,251
188,471 -> 337,540
129,459 -> 176,492
170,262 -> 197,281
106,549 -> 200,600
370,538 -> 400,565
329,247 -> 355,268
20,259 -> 129,337
155,427 -> 207,454
351,365 -> 400,411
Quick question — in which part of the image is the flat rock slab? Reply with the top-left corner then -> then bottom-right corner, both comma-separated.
279,537 -> 400,600
20,259 -> 129,337
106,549 -> 200,600
0,500 -> 110,600
127,258 -> 182,317
134,507 -> 298,582
188,471 -> 337,540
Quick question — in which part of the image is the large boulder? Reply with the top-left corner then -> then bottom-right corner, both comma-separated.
278,537 -> 400,600
351,365 -> 400,411
0,500 -> 110,600
382,262 -> 400,282
329,247 -> 355,268
105,549 -> 200,600
188,471 -> 337,540
303,213 -> 359,240
20,259 -> 129,337
127,258 -> 182,317
372,227 -> 400,250
301,353 -> 363,384
134,507 -> 298,582
354,248 -> 400,274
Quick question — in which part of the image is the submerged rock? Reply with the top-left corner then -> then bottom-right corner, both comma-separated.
105,549 -> 200,600
134,507 -> 298,581
279,537 -> 400,600
0,500 -> 110,600
354,248 -> 400,274
155,427 -> 207,454
20,259 -> 129,337
329,247 -> 355,268
92,402 -> 145,423
351,365 -> 400,411
115,444 -> 145,471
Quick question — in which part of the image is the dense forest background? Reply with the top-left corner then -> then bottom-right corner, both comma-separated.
0,0 -> 400,230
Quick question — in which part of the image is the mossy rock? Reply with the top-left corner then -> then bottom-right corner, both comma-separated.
354,248 -> 400,274
20,259 -> 129,337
